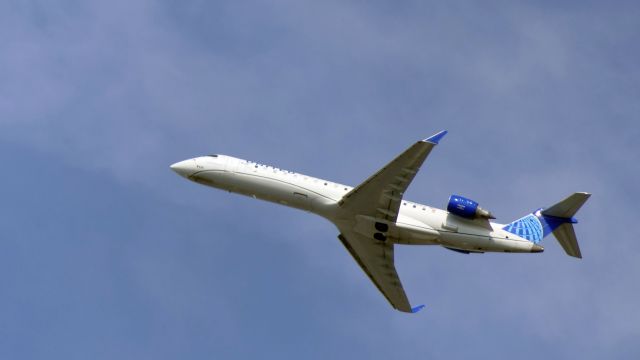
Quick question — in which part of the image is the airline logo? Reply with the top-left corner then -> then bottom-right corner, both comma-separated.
503,214 -> 543,243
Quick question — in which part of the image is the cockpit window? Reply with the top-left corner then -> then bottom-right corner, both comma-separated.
206,154 -> 218,157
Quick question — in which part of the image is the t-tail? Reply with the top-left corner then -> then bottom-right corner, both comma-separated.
502,192 -> 591,258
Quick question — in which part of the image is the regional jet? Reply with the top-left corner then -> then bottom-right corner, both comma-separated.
170,131 -> 590,313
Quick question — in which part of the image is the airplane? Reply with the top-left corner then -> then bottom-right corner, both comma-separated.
170,131 -> 590,313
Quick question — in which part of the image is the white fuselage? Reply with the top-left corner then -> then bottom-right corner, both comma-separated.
172,155 -> 540,254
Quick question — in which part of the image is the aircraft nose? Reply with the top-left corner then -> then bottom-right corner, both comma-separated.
170,159 -> 197,178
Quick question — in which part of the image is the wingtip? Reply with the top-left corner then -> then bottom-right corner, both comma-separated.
410,304 -> 426,313
424,130 -> 448,144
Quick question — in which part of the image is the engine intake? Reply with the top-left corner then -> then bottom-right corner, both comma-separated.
447,195 -> 495,219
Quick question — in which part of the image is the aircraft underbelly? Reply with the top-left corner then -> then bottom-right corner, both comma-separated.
439,231 -> 492,251
392,222 -> 440,244
439,231 -> 532,253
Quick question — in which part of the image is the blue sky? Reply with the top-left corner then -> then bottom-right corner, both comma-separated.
1,0 -> 639,358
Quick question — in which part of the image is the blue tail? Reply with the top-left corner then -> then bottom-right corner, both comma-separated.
502,211 -> 576,244
503,193 -> 590,258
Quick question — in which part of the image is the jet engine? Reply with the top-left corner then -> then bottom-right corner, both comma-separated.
447,195 -> 495,219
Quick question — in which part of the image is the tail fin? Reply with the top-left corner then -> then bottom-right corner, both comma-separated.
503,192 -> 591,258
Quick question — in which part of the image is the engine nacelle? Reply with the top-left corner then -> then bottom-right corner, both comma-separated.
447,195 -> 495,219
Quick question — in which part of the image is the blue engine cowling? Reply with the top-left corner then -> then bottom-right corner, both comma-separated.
447,195 -> 495,219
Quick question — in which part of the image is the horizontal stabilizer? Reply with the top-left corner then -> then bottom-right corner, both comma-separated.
553,223 -> 582,258
411,305 -> 426,313
541,192 -> 591,259
542,192 -> 591,218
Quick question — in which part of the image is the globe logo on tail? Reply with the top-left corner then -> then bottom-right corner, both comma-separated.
503,214 -> 544,243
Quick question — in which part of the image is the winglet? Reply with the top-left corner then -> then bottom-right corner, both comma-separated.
410,304 -> 426,313
424,130 -> 448,144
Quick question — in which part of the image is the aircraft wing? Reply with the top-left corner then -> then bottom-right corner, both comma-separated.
339,131 -> 447,222
337,231 -> 423,313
